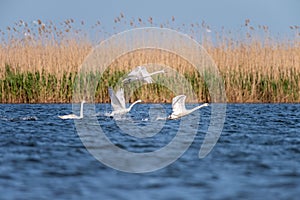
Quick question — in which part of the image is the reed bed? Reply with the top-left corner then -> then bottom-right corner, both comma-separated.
0,17 -> 299,103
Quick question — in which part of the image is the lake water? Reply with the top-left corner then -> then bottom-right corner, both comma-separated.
0,103 -> 299,199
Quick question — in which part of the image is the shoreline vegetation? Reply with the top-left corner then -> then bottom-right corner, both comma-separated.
0,17 -> 299,103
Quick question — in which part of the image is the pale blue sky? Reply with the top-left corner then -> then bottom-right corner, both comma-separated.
0,0 -> 299,38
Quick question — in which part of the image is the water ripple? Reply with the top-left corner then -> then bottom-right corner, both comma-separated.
0,103 -> 300,199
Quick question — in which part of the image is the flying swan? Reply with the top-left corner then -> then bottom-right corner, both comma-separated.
58,100 -> 86,119
107,87 -> 142,116
122,66 -> 165,84
168,95 -> 208,120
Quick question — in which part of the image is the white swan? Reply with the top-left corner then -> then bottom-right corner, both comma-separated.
108,87 -> 142,116
58,100 -> 86,119
168,95 -> 208,120
122,66 -> 165,84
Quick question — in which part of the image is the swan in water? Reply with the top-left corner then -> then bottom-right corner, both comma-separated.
58,100 -> 86,119
168,95 -> 208,120
107,87 -> 142,116
122,66 -> 165,84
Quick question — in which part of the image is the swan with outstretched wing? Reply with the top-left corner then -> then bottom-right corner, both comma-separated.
168,95 -> 208,120
108,87 -> 142,116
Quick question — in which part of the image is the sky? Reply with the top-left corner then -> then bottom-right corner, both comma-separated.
0,0 -> 299,39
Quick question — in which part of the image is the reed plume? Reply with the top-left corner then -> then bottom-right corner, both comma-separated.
0,18 -> 299,103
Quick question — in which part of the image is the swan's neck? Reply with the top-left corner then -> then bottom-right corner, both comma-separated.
149,70 -> 164,76
188,104 -> 207,114
127,100 -> 141,112
79,102 -> 84,118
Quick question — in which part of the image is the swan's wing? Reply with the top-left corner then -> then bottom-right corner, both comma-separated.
139,66 -> 150,77
171,95 -> 187,115
139,67 -> 155,83
115,88 -> 126,109
108,87 -> 125,111
123,66 -> 143,83
127,66 -> 144,78
143,76 -> 154,83
127,66 -> 143,76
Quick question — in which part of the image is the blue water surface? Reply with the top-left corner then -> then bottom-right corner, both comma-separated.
0,103 -> 300,199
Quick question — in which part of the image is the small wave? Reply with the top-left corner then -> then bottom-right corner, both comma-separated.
22,116 -> 38,121
104,112 -> 112,117
104,113 -> 131,121
92,112 -> 105,117
156,116 -> 167,121
9,116 -> 38,122
0,116 -> 9,121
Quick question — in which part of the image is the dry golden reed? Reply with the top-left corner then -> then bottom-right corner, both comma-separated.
0,17 -> 299,103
